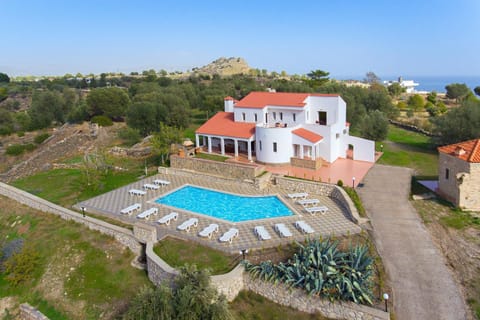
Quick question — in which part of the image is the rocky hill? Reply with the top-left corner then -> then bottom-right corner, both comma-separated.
192,57 -> 251,76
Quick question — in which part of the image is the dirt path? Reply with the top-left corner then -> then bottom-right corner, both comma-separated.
358,164 -> 467,320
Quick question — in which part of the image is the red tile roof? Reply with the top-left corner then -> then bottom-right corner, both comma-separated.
292,128 -> 323,143
234,91 -> 339,109
224,96 -> 234,101
195,112 -> 255,139
438,139 -> 480,163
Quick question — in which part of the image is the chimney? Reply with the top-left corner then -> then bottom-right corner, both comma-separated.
224,96 -> 234,112
455,146 -> 466,156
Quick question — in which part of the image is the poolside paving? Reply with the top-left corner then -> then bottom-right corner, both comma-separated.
77,171 -> 361,254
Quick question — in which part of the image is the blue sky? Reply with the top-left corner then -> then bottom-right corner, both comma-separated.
1,0 -> 479,78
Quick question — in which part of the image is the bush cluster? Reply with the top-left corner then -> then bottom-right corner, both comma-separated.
91,115 -> 113,127
5,143 -> 36,156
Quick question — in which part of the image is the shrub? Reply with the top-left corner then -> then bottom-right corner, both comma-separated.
34,132 -> 50,144
0,238 -> 24,272
91,115 -> 113,127
337,179 -> 344,187
117,127 -> 141,146
17,131 -> 25,137
6,144 -> 26,156
4,243 -> 40,286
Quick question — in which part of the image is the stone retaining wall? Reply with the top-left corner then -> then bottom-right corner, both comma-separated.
0,182 -> 142,255
19,303 -> 49,320
274,176 -> 363,223
244,276 -> 389,320
170,155 -> 265,180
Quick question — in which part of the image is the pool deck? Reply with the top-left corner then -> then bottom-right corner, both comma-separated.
77,171 -> 362,254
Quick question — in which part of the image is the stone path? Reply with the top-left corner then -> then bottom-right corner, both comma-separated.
78,170 -> 361,254
357,165 -> 467,320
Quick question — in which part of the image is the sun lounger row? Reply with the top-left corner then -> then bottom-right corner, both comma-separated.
177,218 -> 198,232
254,226 -> 272,241
143,183 -> 160,190
154,179 -> 171,186
295,220 -> 315,234
198,223 -> 219,238
297,198 -> 320,206
136,207 -> 158,219
305,206 -> 329,215
287,192 -> 309,200
219,228 -> 239,244
275,223 -> 293,237
120,203 -> 141,215
157,212 -> 178,225
129,189 -> 146,196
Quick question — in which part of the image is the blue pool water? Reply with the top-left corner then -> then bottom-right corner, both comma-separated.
155,185 -> 294,222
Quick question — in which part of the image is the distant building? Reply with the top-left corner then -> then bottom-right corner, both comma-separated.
195,92 -> 375,167
437,139 -> 480,211
383,76 -> 419,93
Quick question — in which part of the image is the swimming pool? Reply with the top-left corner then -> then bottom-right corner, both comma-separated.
155,185 -> 294,222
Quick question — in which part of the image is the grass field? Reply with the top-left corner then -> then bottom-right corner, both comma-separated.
153,237 -> 237,275
377,125 -> 438,176
11,156 -> 150,207
0,195 -> 151,319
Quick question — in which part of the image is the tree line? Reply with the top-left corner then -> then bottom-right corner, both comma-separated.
1,70 -> 479,146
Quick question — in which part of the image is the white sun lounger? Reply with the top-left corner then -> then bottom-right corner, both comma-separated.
287,192 -> 309,200
198,223 -> 219,238
274,223 -> 293,237
254,226 -> 271,241
157,212 -> 178,225
295,220 -> 315,234
305,206 -> 329,215
128,189 -> 147,196
177,218 -> 198,232
143,183 -> 160,190
136,207 -> 158,219
297,199 -> 320,206
120,203 -> 141,215
154,179 -> 171,186
219,228 -> 239,244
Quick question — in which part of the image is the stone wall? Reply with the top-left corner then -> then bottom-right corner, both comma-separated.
19,303 -> 49,320
274,176 -> 363,223
0,182 -> 142,255
244,276 -> 389,320
170,155 -> 265,180
133,223 -> 157,243
290,157 -> 323,170
210,264 -> 245,301
145,242 -> 178,286
458,162 -> 480,211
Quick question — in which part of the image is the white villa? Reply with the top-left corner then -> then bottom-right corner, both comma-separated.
195,92 -> 375,166
383,76 -> 419,94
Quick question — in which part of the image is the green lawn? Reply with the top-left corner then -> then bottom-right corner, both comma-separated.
0,196 -> 150,319
377,125 -> 438,176
153,237 -> 236,275
11,156 -> 149,207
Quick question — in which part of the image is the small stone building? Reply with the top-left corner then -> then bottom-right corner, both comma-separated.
437,139 -> 480,211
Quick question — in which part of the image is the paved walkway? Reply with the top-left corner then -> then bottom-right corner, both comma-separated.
357,165 -> 467,320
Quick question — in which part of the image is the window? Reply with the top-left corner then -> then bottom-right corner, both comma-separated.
273,142 -> 277,152
336,133 -> 340,139
273,112 -> 276,120
445,168 -> 450,180
254,113 -> 258,122
307,111 -> 309,120
318,111 -> 327,125
343,129 -> 347,134
280,112 -> 283,120
293,113 -> 296,122
265,113 -> 268,123
259,141 -> 262,151
242,112 -> 246,121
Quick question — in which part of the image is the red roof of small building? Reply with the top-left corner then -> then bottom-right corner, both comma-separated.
195,112 -> 255,139
438,139 -> 480,163
234,91 -> 339,109
292,128 -> 324,143
224,96 -> 234,101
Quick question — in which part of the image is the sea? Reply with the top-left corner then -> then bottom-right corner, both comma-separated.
339,75 -> 480,93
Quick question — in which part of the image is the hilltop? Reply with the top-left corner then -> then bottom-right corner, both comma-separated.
192,57 -> 251,76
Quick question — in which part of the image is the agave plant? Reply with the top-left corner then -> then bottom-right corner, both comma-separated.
244,239 -> 374,305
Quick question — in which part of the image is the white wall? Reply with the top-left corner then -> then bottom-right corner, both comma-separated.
234,107 -> 263,123
255,125 -> 294,163
344,136 -> 375,162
